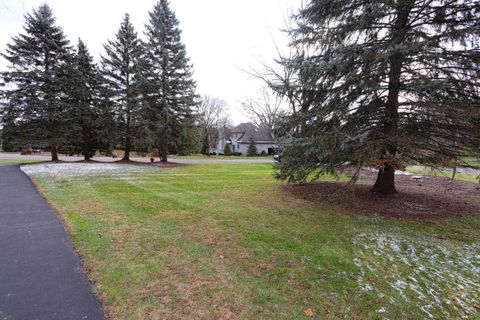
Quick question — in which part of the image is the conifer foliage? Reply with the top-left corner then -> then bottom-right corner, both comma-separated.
0,3 -> 199,161
66,39 -> 102,160
144,0 -> 197,162
223,143 -> 232,156
1,4 -> 71,161
100,14 -> 145,161
273,0 -> 480,194
247,138 -> 258,157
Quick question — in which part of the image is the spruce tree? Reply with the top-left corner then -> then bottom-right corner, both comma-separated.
223,143 -> 232,156
65,39 -> 103,160
1,4 -> 71,161
247,138 -> 257,156
144,0 -> 197,162
0,115 -> 17,152
273,0 -> 480,194
100,14 -> 144,161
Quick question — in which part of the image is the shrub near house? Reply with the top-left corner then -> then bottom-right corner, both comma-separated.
247,138 -> 257,156
223,143 -> 232,156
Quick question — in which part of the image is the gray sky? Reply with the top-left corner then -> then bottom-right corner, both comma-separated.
0,0 -> 298,124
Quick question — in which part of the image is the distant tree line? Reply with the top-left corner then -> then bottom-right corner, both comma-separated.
0,1 -> 200,162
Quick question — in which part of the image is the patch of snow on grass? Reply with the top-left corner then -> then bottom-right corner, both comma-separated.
21,163 -> 149,177
353,232 -> 480,319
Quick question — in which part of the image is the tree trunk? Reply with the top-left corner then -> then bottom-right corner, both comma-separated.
371,2 -> 413,194
160,132 -> 168,162
51,145 -> 59,162
205,131 -> 211,157
160,103 -> 168,162
83,144 -> 90,161
123,145 -> 130,161
124,73 -> 131,162
160,150 -> 168,162
83,126 -> 90,161
451,166 -> 457,181
371,163 -> 397,194
123,133 -> 131,161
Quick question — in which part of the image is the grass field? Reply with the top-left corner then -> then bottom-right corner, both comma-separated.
170,154 -> 273,160
463,156 -> 480,167
0,159 -> 42,165
28,163 -> 480,319
406,167 -> 479,183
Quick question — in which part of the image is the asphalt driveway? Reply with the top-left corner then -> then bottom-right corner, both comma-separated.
0,165 -> 104,320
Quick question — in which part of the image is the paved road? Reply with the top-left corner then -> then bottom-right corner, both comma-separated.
0,165 -> 104,320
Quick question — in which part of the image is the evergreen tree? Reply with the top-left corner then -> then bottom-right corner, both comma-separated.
201,132 -> 210,154
65,39 -> 102,160
247,138 -> 257,156
176,112 -> 197,155
273,0 -> 480,194
0,120 -> 17,152
223,143 -> 232,156
1,4 -> 71,161
101,14 -> 144,161
144,0 -> 197,162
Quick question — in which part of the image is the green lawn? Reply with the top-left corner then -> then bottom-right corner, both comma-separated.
29,163 -> 480,319
0,159 -> 43,165
170,153 -> 273,160
406,167 -> 479,183
462,156 -> 480,167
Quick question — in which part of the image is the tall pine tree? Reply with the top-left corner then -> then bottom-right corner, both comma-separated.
273,0 -> 480,194
1,4 -> 71,161
101,14 -> 144,161
144,0 -> 197,162
65,39 -> 103,160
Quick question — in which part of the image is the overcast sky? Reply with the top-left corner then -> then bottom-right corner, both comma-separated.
0,0 -> 299,124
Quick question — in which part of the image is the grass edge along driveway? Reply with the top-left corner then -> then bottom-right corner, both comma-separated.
29,163 -> 480,320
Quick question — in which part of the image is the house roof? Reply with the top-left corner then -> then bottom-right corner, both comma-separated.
231,122 -> 274,143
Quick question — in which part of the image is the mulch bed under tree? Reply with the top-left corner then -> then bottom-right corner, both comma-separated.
283,170 -> 480,220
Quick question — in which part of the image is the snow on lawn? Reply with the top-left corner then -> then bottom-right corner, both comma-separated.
21,162 -> 150,177
353,231 -> 480,319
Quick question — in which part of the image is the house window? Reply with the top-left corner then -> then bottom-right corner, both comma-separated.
232,145 -> 236,151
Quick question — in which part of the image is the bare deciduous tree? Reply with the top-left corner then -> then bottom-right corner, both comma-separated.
241,88 -> 286,130
197,95 -> 229,155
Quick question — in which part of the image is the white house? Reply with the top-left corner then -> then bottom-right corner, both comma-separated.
210,122 -> 277,155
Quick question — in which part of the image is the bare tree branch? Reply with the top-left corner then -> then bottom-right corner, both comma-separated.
197,95 -> 230,153
241,87 -> 287,130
